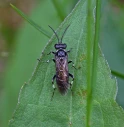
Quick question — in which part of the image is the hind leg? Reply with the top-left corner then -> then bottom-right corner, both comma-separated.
69,73 -> 74,90
51,74 -> 56,101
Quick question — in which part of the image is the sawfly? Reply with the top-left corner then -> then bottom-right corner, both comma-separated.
48,25 -> 75,100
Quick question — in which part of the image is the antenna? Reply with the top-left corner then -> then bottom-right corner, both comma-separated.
60,25 -> 70,43
48,25 -> 59,43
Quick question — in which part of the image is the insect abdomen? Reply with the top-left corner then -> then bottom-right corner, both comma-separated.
56,77 -> 69,94
55,54 -> 69,94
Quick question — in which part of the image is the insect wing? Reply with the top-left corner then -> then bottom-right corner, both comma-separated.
55,55 -> 69,94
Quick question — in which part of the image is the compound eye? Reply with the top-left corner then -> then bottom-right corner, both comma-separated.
54,44 -> 59,49
63,44 -> 67,49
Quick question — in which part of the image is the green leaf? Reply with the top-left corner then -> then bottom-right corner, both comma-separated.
3,0 -> 61,126
9,0 -> 124,127
10,3 -> 51,38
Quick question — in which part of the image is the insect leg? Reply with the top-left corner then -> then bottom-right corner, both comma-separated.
68,60 -> 73,64
68,61 -> 77,69
52,74 -> 56,84
52,58 -> 55,63
38,52 -> 55,63
69,73 -> 74,89
37,58 -> 48,62
69,73 -> 74,81
67,48 -> 72,53
51,74 -> 56,101
37,59 -> 50,63
47,51 -> 56,55
37,58 -> 55,63
37,58 -> 40,62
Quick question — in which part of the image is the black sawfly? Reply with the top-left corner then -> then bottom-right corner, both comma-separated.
48,25 -> 75,100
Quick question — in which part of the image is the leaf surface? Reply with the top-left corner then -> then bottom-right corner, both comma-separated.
4,0 -> 61,126
9,0 -> 124,127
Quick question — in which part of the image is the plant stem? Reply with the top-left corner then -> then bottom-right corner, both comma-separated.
111,70 -> 124,79
91,0 -> 101,100
86,0 -> 101,127
86,0 -> 92,126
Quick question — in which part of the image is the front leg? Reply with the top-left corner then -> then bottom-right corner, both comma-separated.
47,51 -> 56,55
67,48 -> 73,53
37,58 -> 55,63
37,51 -> 56,61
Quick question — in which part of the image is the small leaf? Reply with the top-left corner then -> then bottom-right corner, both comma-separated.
9,0 -> 124,127
10,3 -> 51,38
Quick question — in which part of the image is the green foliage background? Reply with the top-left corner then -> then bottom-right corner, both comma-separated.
0,0 -> 124,127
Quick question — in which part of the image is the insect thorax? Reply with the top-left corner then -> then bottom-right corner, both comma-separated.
56,49 -> 67,57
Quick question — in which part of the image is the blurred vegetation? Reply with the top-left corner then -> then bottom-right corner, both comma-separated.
100,0 -> 124,108
0,0 -> 124,126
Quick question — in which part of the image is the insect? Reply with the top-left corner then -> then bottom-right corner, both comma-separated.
48,25 -> 75,100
